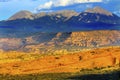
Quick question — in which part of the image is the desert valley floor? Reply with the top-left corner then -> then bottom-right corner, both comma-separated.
0,46 -> 120,75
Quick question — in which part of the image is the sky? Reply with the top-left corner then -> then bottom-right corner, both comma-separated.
0,0 -> 120,20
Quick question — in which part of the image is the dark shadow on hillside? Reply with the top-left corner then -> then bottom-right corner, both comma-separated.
0,71 -> 120,80
67,71 -> 120,80
31,33 -> 57,43
57,32 -> 72,42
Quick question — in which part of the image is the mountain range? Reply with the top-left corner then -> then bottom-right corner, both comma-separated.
0,6 -> 120,35
0,6 -> 120,52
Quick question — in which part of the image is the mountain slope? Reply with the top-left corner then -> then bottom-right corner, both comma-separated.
67,7 -> 120,26
8,10 -> 33,20
85,6 -> 113,16
0,30 -> 120,52
24,30 -> 120,53
0,7 -> 120,41
34,10 -> 79,21
0,6 -> 120,33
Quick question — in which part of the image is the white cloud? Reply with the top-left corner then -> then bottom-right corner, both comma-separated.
38,1 -> 53,9
36,0 -> 103,11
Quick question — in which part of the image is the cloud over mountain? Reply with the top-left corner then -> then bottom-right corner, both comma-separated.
36,0 -> 103,11
0,0 -> 120,20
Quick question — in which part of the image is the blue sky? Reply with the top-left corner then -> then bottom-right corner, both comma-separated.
0,0 -> 120,21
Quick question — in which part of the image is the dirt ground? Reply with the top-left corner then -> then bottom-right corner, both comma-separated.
0,47 -> 120,75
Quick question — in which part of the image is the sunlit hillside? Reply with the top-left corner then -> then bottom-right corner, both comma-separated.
0,46 -> 120,75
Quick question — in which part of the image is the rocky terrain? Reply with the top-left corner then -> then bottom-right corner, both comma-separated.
0,30 -> 120,53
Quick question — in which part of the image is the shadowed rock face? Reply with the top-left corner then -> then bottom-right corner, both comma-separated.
0,30 -> 120,51
28,30 -> 120,48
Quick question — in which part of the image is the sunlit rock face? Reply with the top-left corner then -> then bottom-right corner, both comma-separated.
85,6 -> 113,16
0,30 -> 120,51
0,38 -> 26,50
8,10 -> 34,20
